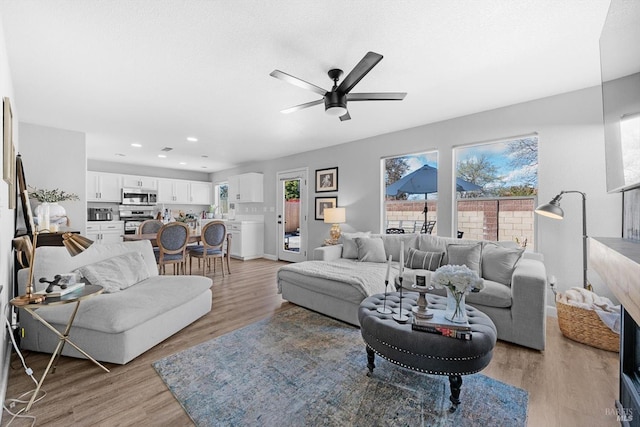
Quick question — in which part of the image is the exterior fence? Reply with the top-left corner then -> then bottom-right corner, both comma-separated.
385,197 -> 536,247
285,200 -> 300,233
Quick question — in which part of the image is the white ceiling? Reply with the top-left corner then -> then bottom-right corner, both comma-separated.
1,0 -> 612,173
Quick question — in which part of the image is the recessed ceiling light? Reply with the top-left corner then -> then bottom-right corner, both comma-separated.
131,143 -> 142,148
158,154 -> 167,158
201,166 -> 207,169
179,162 -> 187,165
116,153 -> 126,157
187,137 -> 198,142
201,155 -> 208,158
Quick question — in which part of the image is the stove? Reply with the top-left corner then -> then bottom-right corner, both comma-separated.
119,205 -> 156,234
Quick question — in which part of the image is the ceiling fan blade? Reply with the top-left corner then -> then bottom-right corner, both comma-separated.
336,52 -> 383,94
270,70 -> 328,96
280,99 -> 324,114
339,111 -> 351,121
347,92 -> 407,101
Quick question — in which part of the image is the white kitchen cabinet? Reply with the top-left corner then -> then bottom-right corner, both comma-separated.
228,173 -> 263,203
87,172 -> 121,202
189,181 -> 212,205
158,179 -> 211,205
157,179 -> 189,204
122,175 -> 157,189
86,221 -> 124,244
228,221 -> 264,260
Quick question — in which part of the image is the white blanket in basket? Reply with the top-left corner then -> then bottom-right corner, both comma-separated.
557,287 -> 621,333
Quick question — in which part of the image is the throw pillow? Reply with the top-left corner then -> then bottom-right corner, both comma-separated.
405,247 -> 444,271
341,232 -> 371,259
482,243 -> 524,286
76,252 -> 150,293
446,242 -> 482,275
355,237 -> 387,263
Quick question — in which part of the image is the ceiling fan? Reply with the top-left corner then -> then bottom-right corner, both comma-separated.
270,51 -> 406,121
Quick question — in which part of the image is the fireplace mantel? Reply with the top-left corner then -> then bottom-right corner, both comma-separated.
590,237 -> 640,324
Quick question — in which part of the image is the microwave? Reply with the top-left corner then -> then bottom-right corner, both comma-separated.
121,188 -> 157,205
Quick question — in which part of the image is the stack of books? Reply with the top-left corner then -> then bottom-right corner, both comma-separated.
411,309 -> 472,340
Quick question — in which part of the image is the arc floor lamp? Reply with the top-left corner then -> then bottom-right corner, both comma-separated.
535,190 -> 591,290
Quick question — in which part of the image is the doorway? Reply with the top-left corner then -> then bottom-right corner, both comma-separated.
277,168 -> 308,262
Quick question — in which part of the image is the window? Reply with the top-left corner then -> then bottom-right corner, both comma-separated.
214,182 -> 228,214
383,151 -> 438,234
454,136 -> 538,247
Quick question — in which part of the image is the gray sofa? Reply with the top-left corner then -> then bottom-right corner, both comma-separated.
17,240 -> 212,364
277,233 -> 547,350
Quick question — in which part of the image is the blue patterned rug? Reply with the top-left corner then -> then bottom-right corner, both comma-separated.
153,307 -> 528,427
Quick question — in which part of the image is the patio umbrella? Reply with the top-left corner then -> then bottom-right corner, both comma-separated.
385,164 -> 482,228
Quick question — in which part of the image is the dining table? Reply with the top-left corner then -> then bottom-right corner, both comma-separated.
123,231 -> 232,274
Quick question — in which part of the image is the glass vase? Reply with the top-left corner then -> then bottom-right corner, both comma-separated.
445,287 -> 468,324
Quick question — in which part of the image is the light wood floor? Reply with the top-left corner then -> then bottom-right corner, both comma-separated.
2,258 -> 619,426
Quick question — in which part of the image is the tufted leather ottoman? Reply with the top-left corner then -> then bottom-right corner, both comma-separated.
358,292 -> 497,412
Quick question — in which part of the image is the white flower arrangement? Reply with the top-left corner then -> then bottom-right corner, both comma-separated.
431,264 -> 484,294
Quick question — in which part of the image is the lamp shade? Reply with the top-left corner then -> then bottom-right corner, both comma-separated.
62,232 -> 94,256
324,207 -> 346,224
535,198 -> 564,219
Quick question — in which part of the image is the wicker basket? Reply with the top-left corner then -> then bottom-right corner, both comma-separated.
556,298 -> 620,352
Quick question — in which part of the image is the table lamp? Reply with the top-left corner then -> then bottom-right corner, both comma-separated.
324,207 -> 346,244
11,231 -> 94,306
535,190 -> 590,290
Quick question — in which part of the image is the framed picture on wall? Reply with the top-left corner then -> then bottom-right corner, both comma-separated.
3,97 -> 13,184
315,196 -> 337,220
315,167 -> 338,192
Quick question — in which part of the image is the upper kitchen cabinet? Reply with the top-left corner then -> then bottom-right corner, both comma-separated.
228,173 -> 263,203
157,179 -> 211,205
122,175 -> 157,189
87,171 -> 121,202
189,181 -> 212,205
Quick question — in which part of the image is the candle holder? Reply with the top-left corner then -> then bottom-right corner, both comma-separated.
393,276 -> 410,323
376,279 -> 393,314
411,281 -> 434,319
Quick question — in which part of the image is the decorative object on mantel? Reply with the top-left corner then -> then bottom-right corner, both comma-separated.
29,186 -> 79,231
431,264 -> 484,324
535,190 -> 591,290
323,207 -> 346,245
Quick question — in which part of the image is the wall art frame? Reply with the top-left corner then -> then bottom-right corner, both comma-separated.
315,167 -> 338,192
315,196 -> 337,220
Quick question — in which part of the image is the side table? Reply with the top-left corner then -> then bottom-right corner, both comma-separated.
11,284 -> 110,412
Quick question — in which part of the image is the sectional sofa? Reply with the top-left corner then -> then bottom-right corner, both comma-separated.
277,232 -> 547,350
17,240 -> 212,364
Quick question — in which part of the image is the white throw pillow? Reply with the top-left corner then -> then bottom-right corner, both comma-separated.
341,231 -> 371,259
77,252 -> 150,293
355,237 -> 387,263
482,243 -> 524,286
446,242 -> 482,275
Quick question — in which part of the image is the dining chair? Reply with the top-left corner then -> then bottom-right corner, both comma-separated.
154,222 -> 190,275
421,220 -> 436,234
188,221 -> 228,276
139,219 -> 163,234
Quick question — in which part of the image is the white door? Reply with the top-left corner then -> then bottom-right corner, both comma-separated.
277,169 -> 308,262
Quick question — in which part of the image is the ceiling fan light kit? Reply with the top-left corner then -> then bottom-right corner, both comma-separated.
271,52 -> 406,121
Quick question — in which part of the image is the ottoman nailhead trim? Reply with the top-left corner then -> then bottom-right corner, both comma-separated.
364,332 -> 489,362
367,345 -> 483,376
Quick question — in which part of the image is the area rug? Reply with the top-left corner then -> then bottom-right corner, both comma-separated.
153,307 -> 528,427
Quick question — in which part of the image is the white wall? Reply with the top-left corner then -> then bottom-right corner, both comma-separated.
18,123 -> 87,233
0,9 -> 16,416
212,85 -> 622,305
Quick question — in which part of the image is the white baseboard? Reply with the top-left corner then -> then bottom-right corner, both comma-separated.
262,254 -> 278,261
546,304 -> 558,318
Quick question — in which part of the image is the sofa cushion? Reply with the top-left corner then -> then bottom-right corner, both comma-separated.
372,233 -> 418,264
405,248 -> 443,271
446,242 -> 482,275
355,237 -> 387,263
482,243 -> 524,286
428,279 -> 512,308
77,252 -> 150,293
341,232 -> 371,259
